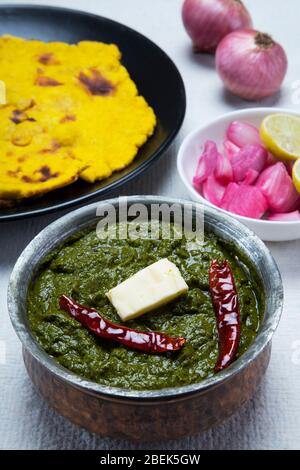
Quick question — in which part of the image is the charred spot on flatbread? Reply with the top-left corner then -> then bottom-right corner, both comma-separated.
78,69 -> 115,96
38,166 -> 59,182
38,52 -> 60,66
39,141 -> 61,154
7,168 -> 21,177
35,76 -> 63,87
10,109 -> 35,124
60,114 -> 76,123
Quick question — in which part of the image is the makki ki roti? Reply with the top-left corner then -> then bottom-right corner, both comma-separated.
0,35 -> 156,200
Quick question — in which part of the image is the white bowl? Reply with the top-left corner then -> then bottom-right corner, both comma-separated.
177,107 -> 300,242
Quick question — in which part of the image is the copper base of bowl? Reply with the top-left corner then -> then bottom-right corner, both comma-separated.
23,344 -> 271,441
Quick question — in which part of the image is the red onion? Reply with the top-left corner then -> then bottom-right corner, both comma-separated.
216,29 -> 288,100
182,0 -> 252,53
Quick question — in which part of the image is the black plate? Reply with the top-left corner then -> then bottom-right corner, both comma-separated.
0,5 -> 186,221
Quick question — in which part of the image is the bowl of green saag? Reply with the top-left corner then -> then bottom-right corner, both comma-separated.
7,196 -> 283,441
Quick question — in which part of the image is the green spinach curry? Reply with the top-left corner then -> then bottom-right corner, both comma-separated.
28,223 -> 263,390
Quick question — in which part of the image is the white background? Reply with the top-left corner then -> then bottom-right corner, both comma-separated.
1,0 -> 300,450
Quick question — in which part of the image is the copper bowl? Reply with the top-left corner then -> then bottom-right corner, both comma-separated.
7,196 -> 283,441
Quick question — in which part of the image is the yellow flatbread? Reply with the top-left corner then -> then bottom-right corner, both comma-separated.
0,35 -> 156,199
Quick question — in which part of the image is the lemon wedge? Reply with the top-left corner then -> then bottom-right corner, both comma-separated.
260,114 -> 300,161
292,159 -> 300,194
0,80 -> 6,105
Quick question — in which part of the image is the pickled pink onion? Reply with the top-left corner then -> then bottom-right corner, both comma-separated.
227,121 -> 261,147
215,152 -> 233,184
193,141 -> 218,189
256,163 -> 300,213
203,174 -> 226,207
231,144 -> 268,182
220,183 -> 268,219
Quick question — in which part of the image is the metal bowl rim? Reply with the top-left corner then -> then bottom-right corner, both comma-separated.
7,196 -> 284,400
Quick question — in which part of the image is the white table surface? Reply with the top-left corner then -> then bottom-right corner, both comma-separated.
1,0 -> 300,450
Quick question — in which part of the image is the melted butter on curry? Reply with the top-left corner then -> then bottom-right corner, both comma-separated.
0,35 -> 156,199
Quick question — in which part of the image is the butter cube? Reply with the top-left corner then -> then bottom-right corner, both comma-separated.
0,81 -> 6,105
106,258 -> 188,321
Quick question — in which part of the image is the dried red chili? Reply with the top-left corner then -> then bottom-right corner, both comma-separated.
59,295 -> 186,354
209,260 -> 241,372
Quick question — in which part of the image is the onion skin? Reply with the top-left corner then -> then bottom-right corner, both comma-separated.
182,0 -> 252,53
216,29 -> 288,100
